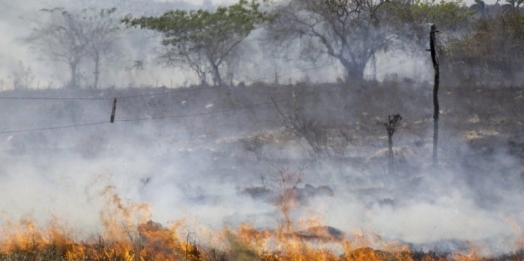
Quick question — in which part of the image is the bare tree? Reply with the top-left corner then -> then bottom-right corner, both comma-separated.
82,7 -> 122,89
379,114 -> 402,175
10,61 -> 35,90
268,0 -> 392,82
27,7 -> 121,89
28,8 -> 88,89
241,135 -> 265,161
270,95 -> 329,159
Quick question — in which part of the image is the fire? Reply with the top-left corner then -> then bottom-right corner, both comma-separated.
0,218 -> 446,261
224,169 -> 440,261
0,179 -> 520,260
99,185 -> 151,241
451,245 -> 482,261
0,217 -> 74,254
0,185 -> 151,261
232,221 -> 424,261
0,183 -> 210,261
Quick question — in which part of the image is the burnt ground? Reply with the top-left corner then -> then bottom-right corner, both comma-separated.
0,80 -> 523,258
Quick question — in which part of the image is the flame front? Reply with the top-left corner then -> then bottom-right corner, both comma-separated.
0,183 -> 518,261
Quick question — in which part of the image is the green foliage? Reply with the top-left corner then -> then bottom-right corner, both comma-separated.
391,0 -> 473,31
440,10 -> 524,84
126,3 -> 267,46
503,0 -> 524,12
123,0 -> 273,86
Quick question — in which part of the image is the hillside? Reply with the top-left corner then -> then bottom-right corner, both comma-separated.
0,80 -> 523,258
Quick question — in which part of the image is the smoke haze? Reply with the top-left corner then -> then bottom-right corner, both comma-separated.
0,0 -> 523,259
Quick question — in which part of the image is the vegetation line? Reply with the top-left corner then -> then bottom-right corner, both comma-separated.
0,62 -> 337,101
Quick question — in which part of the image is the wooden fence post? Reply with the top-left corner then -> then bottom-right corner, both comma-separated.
110,98 -> 117,123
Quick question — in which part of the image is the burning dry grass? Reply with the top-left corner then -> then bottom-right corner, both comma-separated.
0,220 -> 440,261
0,218 -> 517,261
0,183 -> 520,261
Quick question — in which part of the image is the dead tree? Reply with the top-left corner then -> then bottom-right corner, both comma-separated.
379,114 -> 402,175
240,136 -> 264,161
270,95 -> 328,160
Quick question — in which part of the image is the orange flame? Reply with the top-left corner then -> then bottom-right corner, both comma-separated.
0,176 -> 520,261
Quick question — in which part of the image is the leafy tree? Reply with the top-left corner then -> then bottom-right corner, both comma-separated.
268,0 -> 394,83
440,8 -> 524,85
27,7 -> 122,89
502,0 -> 524,13
123,0 -> 272,86
392,0 -> 472,32
469,0 -> 487,18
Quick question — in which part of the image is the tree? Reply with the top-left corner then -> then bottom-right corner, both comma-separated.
123,0 -> 272,86
83,7 -> 122,89
9,61 -> 35,90
392,0 -> 471,32
28,8 -> 87,89
469,0 -> 486,18
440,6 -> 524,85
266,0 -> 472,83
502,0 -> 524,13
27,7 -> 122,89
379,114 -> 402,175
268,0 -> 392,83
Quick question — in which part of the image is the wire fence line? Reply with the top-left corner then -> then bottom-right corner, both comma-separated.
0,121 -> 109,134
0,96 -> 109,101
115,87 -> 330,122
0,86 -> 338,134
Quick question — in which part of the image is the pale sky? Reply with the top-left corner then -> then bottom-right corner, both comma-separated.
154,0 -> 238,5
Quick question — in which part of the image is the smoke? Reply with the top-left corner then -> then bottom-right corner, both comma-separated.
0,0 -> 523,259
3,87 -> 523,256
0,89 -> 522,257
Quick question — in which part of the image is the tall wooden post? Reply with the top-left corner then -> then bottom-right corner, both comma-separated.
429,24 -> 440,167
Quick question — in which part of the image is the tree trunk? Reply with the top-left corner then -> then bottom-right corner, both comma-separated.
193,68 -> 208,87
93,52 -> 100,89
345,66 -> 365,83
339,58 -> 366,83
69,61 -> 79,89
211,64 -> 223,87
